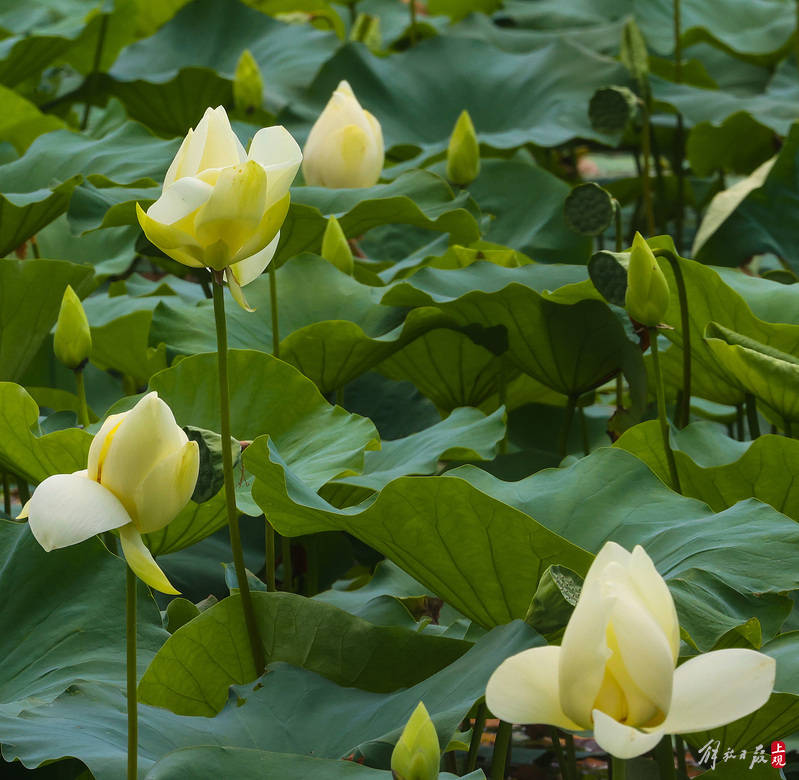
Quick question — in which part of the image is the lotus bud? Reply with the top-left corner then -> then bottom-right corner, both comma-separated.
54,285 -> 92,370
625,232 -> 669,326
391,702 -> 440,780
233,49 -> 263,114
321,216 -> 354,275
446,110 -> 480,186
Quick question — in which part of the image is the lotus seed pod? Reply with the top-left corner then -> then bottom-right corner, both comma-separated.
53,285 -> 92,370
589,86 -> 638,135
564,182 -> 614,236
321,215 -> 354,275
446,110 -> 480,186
391,702 -> 440,780
233,49 -> 263,113
625,232 -> 669,326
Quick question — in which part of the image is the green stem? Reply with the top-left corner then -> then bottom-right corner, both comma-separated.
736,403 -> 745,441
674,736 -> 687,776
786,418 -> 793,438
30,236 -> 40,258
212,276 -> 265,673
3,472 -> 10,516
653,735 -> 676,779
579,406 -> 590,456
491,720 -> 512,780
649,329 -> 681,492
264,523 -> 276,592
305,537 -> 319,596
640,103 -> 655,235
549,728 -> 568,779
103,531 -> 118,555
564,732 -> 578,780
613,199 -> 623,252
467,701 -> 487,772
268,262 -> 280,358
81,13 -> 109,130
444,751 -> 457,774
498,356 -> 508,455
745,393 -> 761,439
616,374 -> 624,410
281,536 -> 293,591
126,567 -> 138,780
75,369 -> 90,428
654,250 -> 691,429
612,756 -> 627,780
559,395 -> 577,459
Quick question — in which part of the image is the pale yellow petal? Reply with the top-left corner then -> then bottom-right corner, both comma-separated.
230,231 -> 280,287
247,125 -> 302,199
119,524 -> 179,594
592,710 -> 664,759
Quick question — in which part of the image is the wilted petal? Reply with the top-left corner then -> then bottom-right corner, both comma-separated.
486,646 -> 584,730
592,710 -> 664,759
660,649 -> 775,735
133,440 -> 199,534
26,472 -> 131,551
119,524 -> 179,595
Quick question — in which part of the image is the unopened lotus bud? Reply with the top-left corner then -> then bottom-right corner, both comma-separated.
446,110 -> 480,186
54,285 -> 92,370
625,232 -> 669,326
391,702 -> 440,780
234,49 -> 263,113
321,216 -> 354,275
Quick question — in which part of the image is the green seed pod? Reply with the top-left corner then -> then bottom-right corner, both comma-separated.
588,86 -> 638,135
625,232 -> 669,326
321,215 -> 354,275
446,110 -> 480,186
564,182 -> 614,236
233,49 -> 263,113
391,702 -> 440,780
53,285 -> 92,370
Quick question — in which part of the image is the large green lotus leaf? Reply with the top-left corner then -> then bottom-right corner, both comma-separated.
151,255 -> 451,394
105,0 -> 339,134
0,521 -> 166,717
378,329 -> 525,414
693,122 -> 799,271
634,0 -> 794,63
283,36 -> 629,156
0,383 -> 90,483
0,621 -> 537,779
0,178 -> 82,258
703,323 -> 799,425
0,258 -> 94,382
0,85 -> 64,153
66,179 -> 161,234
139,591 -> 469,716
381,263 -> 644,404
327,406 -> 504,496
455,155 -> 592,264
711,267 -> 799,326
247,439 -> 594,627
276,171 -> 481,265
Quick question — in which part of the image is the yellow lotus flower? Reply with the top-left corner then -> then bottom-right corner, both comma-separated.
302,80 -> 384,189
137,106 -> 302,309
20,392 -> 199,594
486,542 -> 775,759
625,232 -> 669,326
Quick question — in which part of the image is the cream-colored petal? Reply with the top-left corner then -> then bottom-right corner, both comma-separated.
592,710 -> 664,759
147,177 -> 212,225
659,650 -> 775,735
133,441 -> 199,534
119,524 -> 179,595
628,545 -> 680,662
230,231 -> 279,287
26,472 -> 131,551
248,125 -> 302,199
194,160 -> 267,261
225,266 -> 254,311
163,130 -> 192,189
87,413 -> 127,481
486,646 -> 585,730
99,392 -> 188,521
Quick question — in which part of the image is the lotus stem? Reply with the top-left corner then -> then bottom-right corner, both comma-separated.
16,476 -> 30,505
549,727 -> 568,779
675,736 -> 687,776
613,198 -> 623,252
126,567 -> 137,780
640,104 -> 655,236
491,720 -> 512,780
75,369 -> 90,428
649,328 -> 681,492
654,735 -> 676,779
466,701 -> 487,772
264,523 -> 275,592
81,13 -> 109,130
282,536 -> 293,591
736,403 -> 745,441
212,274 -> 265,673
745,393 -> 761,439
611,755 -> 627,780
559,394 -> 577,459
579,406 -> 590,455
